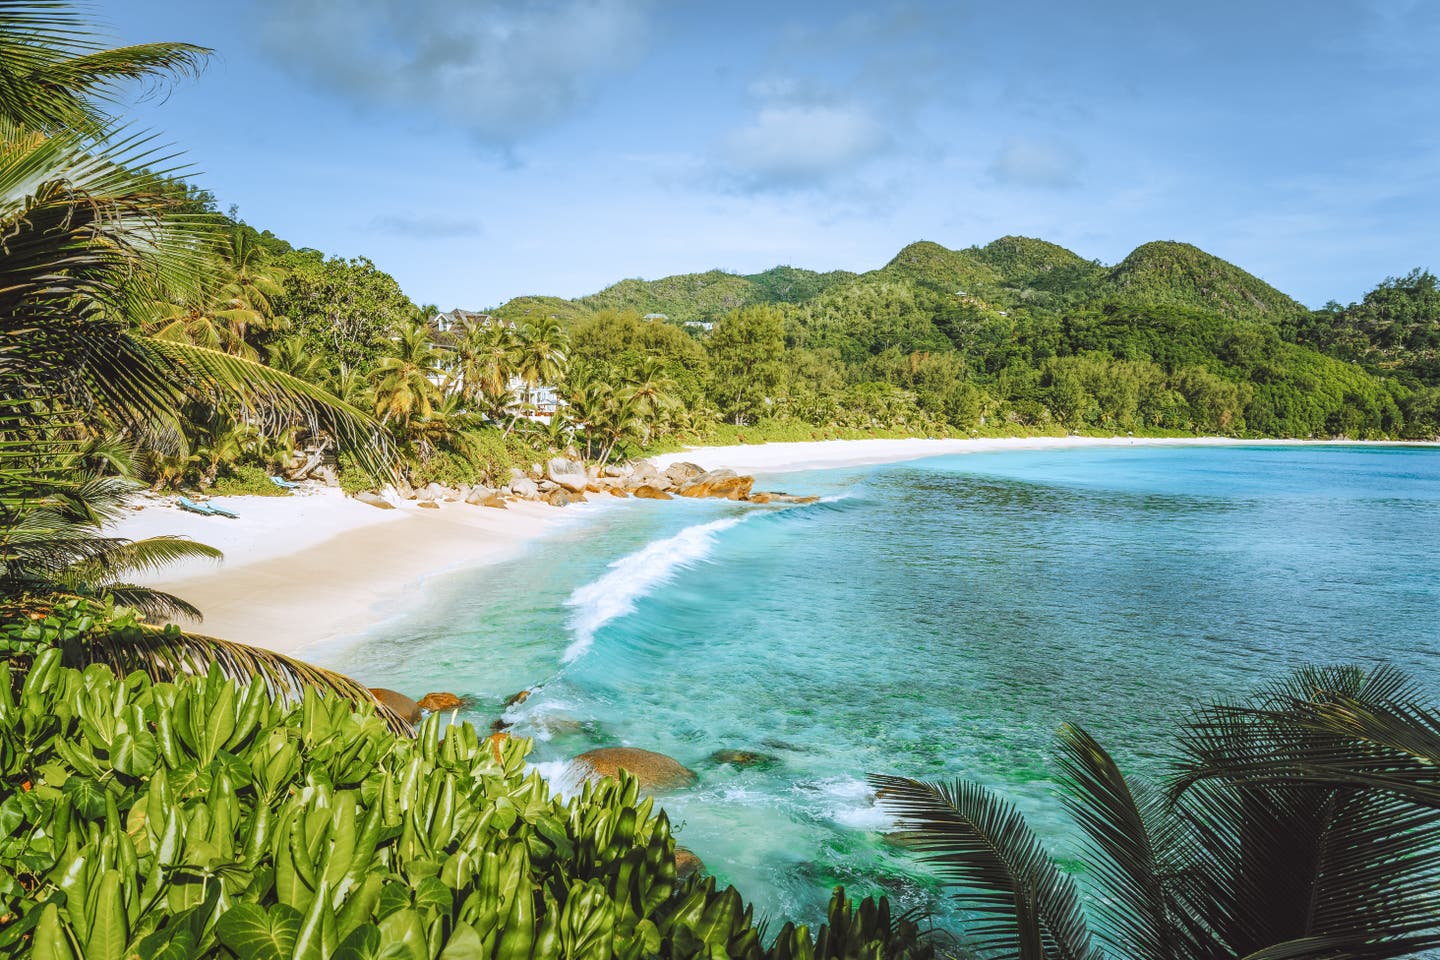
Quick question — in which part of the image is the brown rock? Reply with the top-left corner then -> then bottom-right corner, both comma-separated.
505,688 -> 532,707
369,688 -> 422,723
572,747 -> 698,791
746,491 -> 820,505
354,491 -> 395,510
418,692 -> 464,711
677,469 -> 754,501
481,494 -> 508,509
632,485 -> 673,500
608,488 -> 630,498
675,846 -> 704,879
747,492 -> 774,504
545,489 -> 572,507
417,500 -> 439,509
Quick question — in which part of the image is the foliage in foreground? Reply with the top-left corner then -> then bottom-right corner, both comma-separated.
875,664 -> 1440,960
0,647 -> 930,959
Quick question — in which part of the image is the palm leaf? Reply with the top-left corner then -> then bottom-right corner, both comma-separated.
869,774 -> 1101,960
80,622 -> 414,734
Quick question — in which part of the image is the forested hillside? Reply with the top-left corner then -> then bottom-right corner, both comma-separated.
487,237 -> 1438,441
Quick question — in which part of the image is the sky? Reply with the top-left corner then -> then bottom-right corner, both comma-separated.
112,0 -> 1439,310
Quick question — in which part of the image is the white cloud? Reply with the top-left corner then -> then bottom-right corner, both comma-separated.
720,103 -> 890,190
255,0 -> 653,146
988,137 -> 1083,189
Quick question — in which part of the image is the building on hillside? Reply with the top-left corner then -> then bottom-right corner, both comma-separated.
683,320 -> 714,332
642,313 -> 669,321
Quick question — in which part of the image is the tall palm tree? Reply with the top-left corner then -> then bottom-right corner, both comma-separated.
872,664 -> 1440,960
373,321 -> 445,428
506,316 -> 567,434
625,356 -> 678,445
0,2 -> 406,728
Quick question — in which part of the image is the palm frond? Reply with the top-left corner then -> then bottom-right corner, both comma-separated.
80,622 -> 414,734
869,773 -> 1101,960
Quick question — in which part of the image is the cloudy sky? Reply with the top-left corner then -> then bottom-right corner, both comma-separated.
115,0 -> 1438,310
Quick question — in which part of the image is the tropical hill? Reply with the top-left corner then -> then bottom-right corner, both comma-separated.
472,237 -> 1436,442
493,236 -> 1309,327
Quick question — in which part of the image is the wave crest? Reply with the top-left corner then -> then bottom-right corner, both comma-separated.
561,516 -> 747,663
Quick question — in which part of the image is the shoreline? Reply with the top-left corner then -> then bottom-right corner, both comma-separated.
113,435 -> 1434,662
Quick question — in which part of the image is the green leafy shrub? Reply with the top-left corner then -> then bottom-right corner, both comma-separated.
0,607 -> 932,960
210,464 -> 289,497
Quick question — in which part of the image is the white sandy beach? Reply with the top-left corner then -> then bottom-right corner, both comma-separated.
113,435 -> 1424,659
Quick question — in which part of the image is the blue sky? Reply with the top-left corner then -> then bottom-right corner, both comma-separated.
114,0 -> 1438,310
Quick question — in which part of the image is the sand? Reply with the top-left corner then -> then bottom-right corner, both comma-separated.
113,436 -> 1426,659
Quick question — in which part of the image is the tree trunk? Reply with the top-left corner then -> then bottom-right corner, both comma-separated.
288,436 -> 332,480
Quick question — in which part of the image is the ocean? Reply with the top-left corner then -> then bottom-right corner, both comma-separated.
327,443 -> 1440,928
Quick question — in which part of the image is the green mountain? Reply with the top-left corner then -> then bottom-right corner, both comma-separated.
1098,241 -> 1306,321
491,236 -> 1308,328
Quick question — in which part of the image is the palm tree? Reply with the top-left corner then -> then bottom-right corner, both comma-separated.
873,664 -> 1440,960
0,2 -> 406,728
506,316 -> 567,434
454,318 -> 519,412
373,321 -> 445,428
0,2 -> 208,134
625,356 -> 678,445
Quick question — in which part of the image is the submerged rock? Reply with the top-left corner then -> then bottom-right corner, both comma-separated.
505,688 -> 532,707
369,688 -> 422,723
707,748 -> 780,770
572,747 -> 697,791
746,491 -> 820,505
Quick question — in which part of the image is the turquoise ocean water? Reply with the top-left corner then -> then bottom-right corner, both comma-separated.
326,444 -> 1440,928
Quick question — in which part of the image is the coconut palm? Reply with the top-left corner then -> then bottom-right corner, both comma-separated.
455,318 -> 519,410
0,2 -> 404,726
0,1 -> 208,134
506,316 -> 567,434
873,664 -> 1440,960
373,320 -> 445,428
625,356 -> 678,445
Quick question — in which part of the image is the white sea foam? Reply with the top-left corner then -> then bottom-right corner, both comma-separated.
531,759 -> 587,798
808,777 -> 897,832
561,516 -> 747,663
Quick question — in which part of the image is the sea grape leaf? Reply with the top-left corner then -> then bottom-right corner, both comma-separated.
334,924 -> 383,960
112,730 -> 159,778
216,902 -> 302,960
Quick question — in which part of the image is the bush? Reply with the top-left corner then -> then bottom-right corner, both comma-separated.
0,605 -> 933,959
210,463 -> 288,497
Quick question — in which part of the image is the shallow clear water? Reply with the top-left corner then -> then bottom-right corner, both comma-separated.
328,444 -> 1440,927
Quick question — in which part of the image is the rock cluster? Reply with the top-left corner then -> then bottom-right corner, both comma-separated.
355,457 -> 818,512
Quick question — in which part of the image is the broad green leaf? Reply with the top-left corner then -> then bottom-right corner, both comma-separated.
85,869 -> 128,960
215,902 -> 301,960
31,904 -> 77,960
112,730 -> 159,777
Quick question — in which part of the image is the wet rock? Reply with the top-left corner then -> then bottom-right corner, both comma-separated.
545,489 -> 573,507
369,688 -> 422,723
505,688 -> 532,707
746,491 -> 820,505
418,692 -> 465,711
663,461 -> 705,485
608,488 -> 630,498
354,491 -> 395,510
632,485 -> 672,500
707,749 -> 780,770
572,747 -> 697,791
677,469 -> 754,501
675,846 -> 704,878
